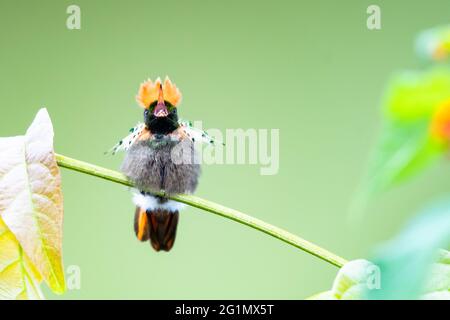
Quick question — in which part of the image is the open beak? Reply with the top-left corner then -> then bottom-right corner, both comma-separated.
153,84 -> 169,117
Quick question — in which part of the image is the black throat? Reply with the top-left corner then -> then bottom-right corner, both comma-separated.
146,112 -> 179,135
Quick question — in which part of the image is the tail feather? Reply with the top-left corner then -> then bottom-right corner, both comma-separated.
148,210 -> 179,252
134,207 -> 179,252
134,207 -> 149,241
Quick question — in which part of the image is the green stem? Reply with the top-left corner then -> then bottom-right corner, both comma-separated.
55,153 -> 348,268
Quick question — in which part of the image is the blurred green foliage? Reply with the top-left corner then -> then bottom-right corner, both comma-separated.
311,201 -> 450,300
384,68 -> 450,121
367,201 -> 450,299
344,26 -> 450,300
416,25 -> 450,62
366,68 -> 450,194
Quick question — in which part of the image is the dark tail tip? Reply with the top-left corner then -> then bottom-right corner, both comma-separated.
147,210 -> 179,252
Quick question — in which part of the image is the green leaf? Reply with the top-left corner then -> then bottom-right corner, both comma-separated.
0,109 -> 66,295
383,68 -> 450,122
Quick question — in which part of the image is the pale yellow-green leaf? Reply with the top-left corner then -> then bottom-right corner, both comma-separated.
0,217 -> 44,300
308,259 -> 373,300
305,291 -> 336,300
0,108 -> 65,294
309,250 -> 450,300
422,250 -> 450,300
331,259 -> 374,300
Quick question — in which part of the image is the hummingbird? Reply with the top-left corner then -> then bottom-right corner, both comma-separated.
109,77 -> 218,251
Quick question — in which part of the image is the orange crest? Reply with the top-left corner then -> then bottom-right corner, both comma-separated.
136,77 -> 182,109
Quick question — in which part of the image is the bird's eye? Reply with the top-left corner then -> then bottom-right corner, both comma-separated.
144,109 -> 149,116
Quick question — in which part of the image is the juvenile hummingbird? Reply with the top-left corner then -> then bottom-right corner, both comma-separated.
110,77 -> 217,251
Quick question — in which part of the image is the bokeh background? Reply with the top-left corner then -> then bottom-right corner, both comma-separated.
0,0 -> 449,299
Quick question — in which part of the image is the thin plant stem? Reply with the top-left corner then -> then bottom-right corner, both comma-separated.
55,153 -> 348,268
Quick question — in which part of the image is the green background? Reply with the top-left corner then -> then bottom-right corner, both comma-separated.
0,0 -> 449,299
